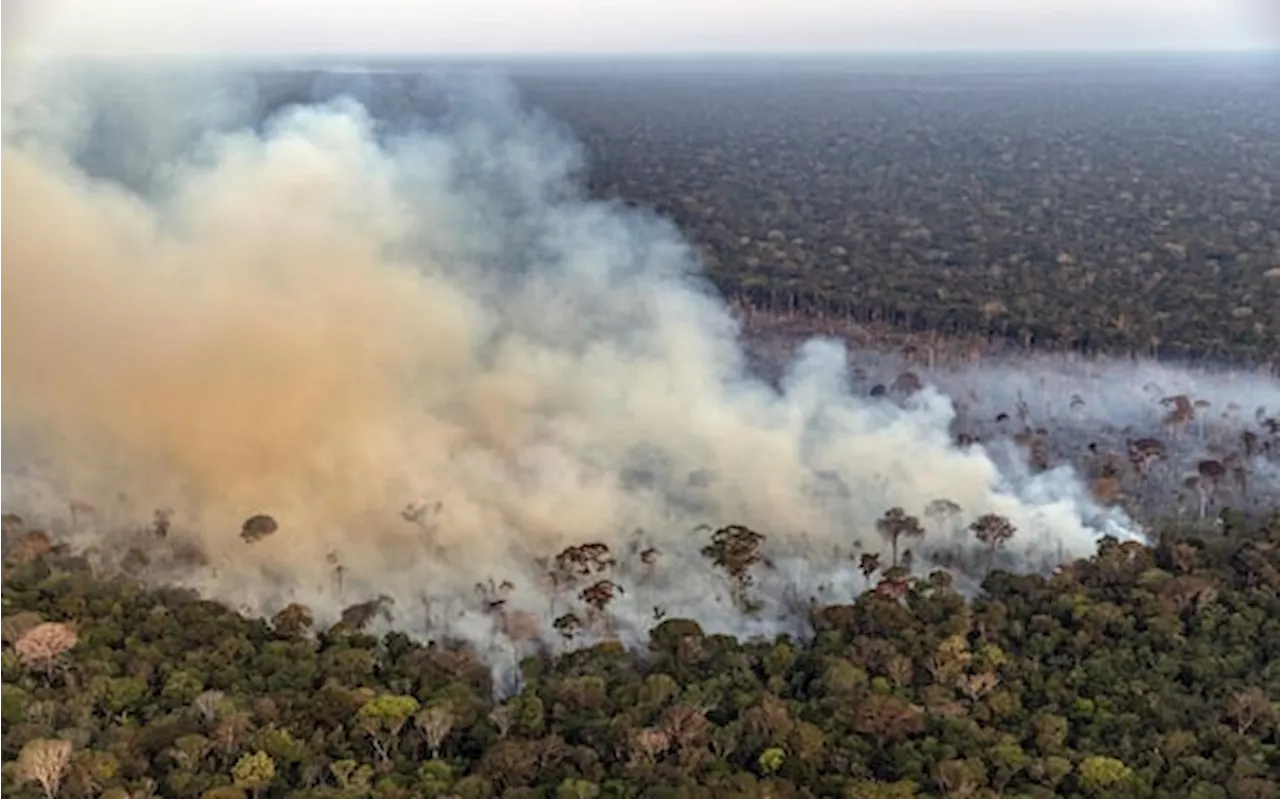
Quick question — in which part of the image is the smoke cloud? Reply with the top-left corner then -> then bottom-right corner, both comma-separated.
2,63 -> 1135,667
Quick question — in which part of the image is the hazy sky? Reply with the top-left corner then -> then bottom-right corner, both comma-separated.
5,0 -> 1278,57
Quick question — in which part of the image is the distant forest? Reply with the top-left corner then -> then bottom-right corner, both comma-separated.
521,65 -> 1279,366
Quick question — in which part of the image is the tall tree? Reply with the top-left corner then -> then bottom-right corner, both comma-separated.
924,498 -> 963,537
970,513 -> 1017,573
355,694 -> 421,764
701,525 -> 766,611
877,507 -> 925,568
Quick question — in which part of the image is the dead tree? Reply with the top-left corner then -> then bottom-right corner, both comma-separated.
16,738 -> 73,799
14,622 -> 78,679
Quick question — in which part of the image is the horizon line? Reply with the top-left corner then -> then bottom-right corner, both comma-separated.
17,46 -> 1280,63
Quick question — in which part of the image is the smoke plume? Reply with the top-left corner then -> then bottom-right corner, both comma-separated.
2,64 -> 1134,663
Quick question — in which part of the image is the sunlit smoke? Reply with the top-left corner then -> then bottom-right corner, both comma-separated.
2,64 -> 1140,677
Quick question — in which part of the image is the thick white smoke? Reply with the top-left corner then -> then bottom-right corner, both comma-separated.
2,65 -> 1136,672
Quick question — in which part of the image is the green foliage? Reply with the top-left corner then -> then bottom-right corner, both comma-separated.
821,659 -> 869,695
354,694 -> 420,762
1,684 -> 28,727
1077,755 -> 1135,794
636,672 -> 681,717
417,758 -> 454,796
758,746 -> 786,775
162,669 -> 206,707
556,778 -> 601,799
232,750 -> 275,793
3,515 -> 1280,798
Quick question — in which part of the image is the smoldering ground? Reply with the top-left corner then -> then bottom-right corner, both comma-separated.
745,325 -> 1280,521
3,64 -> 1144,669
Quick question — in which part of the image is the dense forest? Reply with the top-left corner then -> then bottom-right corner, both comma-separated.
527,64 -> 1280,365
3,509 -> 1279,799
4,58 -> 1279,798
